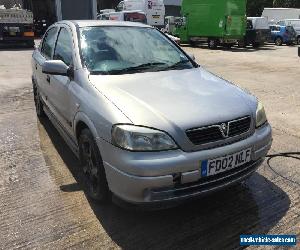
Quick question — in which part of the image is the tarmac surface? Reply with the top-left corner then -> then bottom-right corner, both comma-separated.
0,43 -> 299,249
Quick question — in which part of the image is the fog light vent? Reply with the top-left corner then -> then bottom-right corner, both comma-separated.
172,173 -> 182,185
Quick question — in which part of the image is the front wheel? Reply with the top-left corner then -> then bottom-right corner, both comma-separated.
79,128 -> 110,202
275,37 -> 283,46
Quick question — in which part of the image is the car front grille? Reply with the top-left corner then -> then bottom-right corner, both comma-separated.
186,116 -> 251,145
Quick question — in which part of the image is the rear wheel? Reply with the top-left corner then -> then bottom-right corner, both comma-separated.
189,39 -> 196,47
275,37 -> 283,46
208,39 -> 218,49
252,42 -> 260,48
78,128 -> 110,202
286,42 -> 295,46
238,40 -> 246,48
33,84 -> 45,117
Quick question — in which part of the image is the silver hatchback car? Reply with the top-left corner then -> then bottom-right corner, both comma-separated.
32,21 -> 272,205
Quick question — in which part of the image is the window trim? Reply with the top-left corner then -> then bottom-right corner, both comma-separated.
41,26 -> 59,60
53,26 -> 74,66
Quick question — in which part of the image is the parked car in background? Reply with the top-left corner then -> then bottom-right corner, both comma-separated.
97,14 -> 109,20
32,20 -> 272,206
277,19 -> 300,44
97,9 -> 115,20
238,17 -> 271,48
270,25 -> 296,46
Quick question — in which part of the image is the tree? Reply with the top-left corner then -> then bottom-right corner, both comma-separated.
273,0 -> 300,8
247,0 -> 273,17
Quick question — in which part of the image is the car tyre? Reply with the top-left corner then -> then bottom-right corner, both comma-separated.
208,39 -> 218,49
238,40 -> 246,48
275,37 -> 283,46
78,128 -> 110,203
252,42 -> 260,48
33,84 -> 45,117
189,39 -> 196,47
286,42 -> 295,46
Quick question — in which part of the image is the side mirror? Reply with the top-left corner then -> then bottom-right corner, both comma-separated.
188,53 -> 196,61
42,60 -> 69,76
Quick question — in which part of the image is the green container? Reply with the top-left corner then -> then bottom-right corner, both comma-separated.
174,0 -> 246,45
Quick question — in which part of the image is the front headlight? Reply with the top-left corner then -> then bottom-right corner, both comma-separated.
256,101 -> 267,128
112,125 -> 178,151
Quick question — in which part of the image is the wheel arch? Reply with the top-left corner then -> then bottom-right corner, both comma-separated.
74,112 -> 101,144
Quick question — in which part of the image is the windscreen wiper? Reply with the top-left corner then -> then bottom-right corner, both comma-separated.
164,59 -> 191,70
100,62 -> 168,75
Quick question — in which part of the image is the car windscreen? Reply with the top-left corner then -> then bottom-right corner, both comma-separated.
79,26 -> 194,75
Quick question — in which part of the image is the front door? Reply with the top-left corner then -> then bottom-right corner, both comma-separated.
48,26 -> 74,135
34,27 -> 59,107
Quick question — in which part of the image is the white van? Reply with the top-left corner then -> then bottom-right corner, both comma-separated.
117,0 -> 165,27
262,8 -> 300,24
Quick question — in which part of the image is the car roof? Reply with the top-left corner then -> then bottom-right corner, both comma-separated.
58,20 -> 151,28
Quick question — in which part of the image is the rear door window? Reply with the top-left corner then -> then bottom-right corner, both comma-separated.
286,26 -> 295,35
53,27 -> 73,66
41,27 -> 58,59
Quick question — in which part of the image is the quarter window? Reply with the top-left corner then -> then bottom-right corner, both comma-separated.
53,28 -> 73,66
41,27 -> 58,59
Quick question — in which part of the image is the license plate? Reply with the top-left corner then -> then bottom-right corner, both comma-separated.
152,15 -> 160,19
200,148 -> 252,177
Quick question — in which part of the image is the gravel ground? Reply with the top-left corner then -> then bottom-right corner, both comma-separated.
0,43 -> 299,249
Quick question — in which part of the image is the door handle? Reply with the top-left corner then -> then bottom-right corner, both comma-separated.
46,75 -> 50,83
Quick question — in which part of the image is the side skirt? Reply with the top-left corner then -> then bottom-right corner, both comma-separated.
43,105 -> 79,159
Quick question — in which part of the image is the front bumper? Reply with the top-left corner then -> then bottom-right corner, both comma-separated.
99,124 -> 272,204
